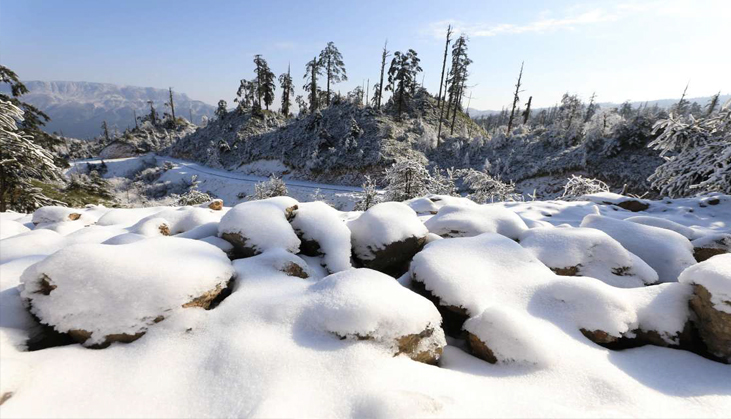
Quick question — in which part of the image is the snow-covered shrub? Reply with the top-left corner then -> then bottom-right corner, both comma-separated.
560,175 -> 610,200
648,102 -> 731,196
459,168 -> 520,203
253,175 -> 288,200
383,158 -> 430,202
428,167 -> 457,196
308,188 -> 326,202
354,175 -> 380,211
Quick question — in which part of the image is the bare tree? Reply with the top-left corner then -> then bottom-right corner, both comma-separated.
376,40 -> 390,110
507,61 -> 524,133
166,87 -> 176,127
522,96 -> 532,125
436,25 -> 453,113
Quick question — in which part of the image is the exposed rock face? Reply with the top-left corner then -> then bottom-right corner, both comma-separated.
339,327 -> 444,365
410,279 -> 469,338
688,284 -> 731,363
280,261 -> 309,279
551,266 -> 580,276
356,236 -> 427,277
616,200 -> 650,212
207,199 -> 224,211
692,234 -> 731,263
220,232 -> 258,258
467,333 -> 498,364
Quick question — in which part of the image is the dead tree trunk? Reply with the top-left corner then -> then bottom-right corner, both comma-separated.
507,62 -> 524,133
522,96 -> 532,125
377,40 -> 389,110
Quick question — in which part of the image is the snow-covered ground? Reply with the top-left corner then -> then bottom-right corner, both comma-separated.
68,155 -> 364,209
1,188 -> 730,417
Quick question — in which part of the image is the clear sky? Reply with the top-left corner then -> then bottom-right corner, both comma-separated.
1,0 -> 729,111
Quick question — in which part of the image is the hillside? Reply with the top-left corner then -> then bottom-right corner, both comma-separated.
0,81 -> 216,139
171,90 -> 487,185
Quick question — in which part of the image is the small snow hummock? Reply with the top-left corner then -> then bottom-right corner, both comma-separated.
20,237 -> 235,347
289,202 -> 352,273
306,268 -> 445,362
581,214 -> 696,282
625,215 -> 700,240
0,219 -> 30,240
347,202 -> 427,261
519,226 -> 658,287
424,204 -> 528,240
130,207 -> 222,236
218,198 -> 301,256
679,254 -> 731,314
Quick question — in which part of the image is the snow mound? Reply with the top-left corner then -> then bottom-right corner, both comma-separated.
130,207 -> 221,236
0,219 -> 30,240
625,215 -> 700,239
626,283 -> 694,345
31,206 -> 89,225
218,198 -> 301,257
0,230 -> 65,264
289,202 -> 352,273
307,268 -> 445,363
348,202 -> 428,259
424,204 -> 528,240
581,192 -> 651,212
101,233 -> 147,245
519,227 -> 658,287
581,214 -> 696,282
463,306 -> 553,366
679,254 -> 731,314
20,237 -> 235,347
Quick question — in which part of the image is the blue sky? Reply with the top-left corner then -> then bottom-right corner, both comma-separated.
1,0 -> 729,110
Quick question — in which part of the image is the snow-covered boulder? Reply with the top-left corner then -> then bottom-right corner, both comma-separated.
348,202 -> 428,276
307,268 -> 445,364
691,233 -> 731,262
581,214 -> 696,282
405,195 -> 477,214
130,207 -> 221,237
679,254 -> 731,363
0,219 -> 30,240
0,230 -> 65,264
20,238 -> 235,348
625,215 -> 700,239
581,192 -> 650,212
31,206 -> 85,225
218,198 -> 300,258
410,233 -> 554,336
519,227 -> 658,287
424,204 -> 528,240
289,202 -> 351,273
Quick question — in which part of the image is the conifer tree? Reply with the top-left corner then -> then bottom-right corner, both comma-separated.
303,57 -> 322,113
254,55 -> 276,111
0,99 -> 64,212
101,120 -> 110,142
705,92 -> 721,116
386,49 -> 422,118
383,157 -> 430,201
279,64 -> 294,117
318,42 -> 347,106
522,96 -> 533,125
216,100 -> 228,118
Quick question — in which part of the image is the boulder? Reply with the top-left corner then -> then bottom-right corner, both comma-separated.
691,233 -> 731,262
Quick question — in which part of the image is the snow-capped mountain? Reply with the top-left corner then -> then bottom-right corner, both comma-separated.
2,81 -> 216,139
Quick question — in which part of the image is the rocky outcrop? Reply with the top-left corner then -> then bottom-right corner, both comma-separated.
692,233 -> 731,262
688,284 -> 731,363
356,235 -> 427,277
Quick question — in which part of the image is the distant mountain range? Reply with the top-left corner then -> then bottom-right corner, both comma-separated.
467,94 -> 730,118
0,81 -> 216,139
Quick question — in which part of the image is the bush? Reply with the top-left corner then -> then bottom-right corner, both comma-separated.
560,175 -> 610,200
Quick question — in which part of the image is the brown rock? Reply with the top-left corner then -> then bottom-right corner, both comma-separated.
467,332 -> 498,364
208,200 -> 224,211
182,278 -> 235,309
339,327 -> 444,365
694,247 -> 728,263
410,279 -> 469,338
580,328 -> 621,345
159,223 -> 170,236
551,266 -> 580,276
357,235 -> 427,277
68,213 -> 82,221
220,232 -> 259,258
281,261 -> 309,279
0,392 -> 13,406
688,284 -> 731,363
616,200 -> 650,212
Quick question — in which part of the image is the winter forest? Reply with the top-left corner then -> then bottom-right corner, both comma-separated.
0,1 -> 730,417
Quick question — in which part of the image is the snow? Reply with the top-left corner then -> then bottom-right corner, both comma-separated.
580,214 -> 697,282
348,202 -> 428,261
218,198 -> 301,254
692,233 -> 731,251
130,207 -> 221,236
0,219 -> 30,240
2,194 -> 731,417
519,227 -> 658,287
290,202 -> 352,273
424,204 -> 528,240
625,215 -> 700,239
20,237 -> 235,346
679,254 -> 731,314
307,268 -> 444,344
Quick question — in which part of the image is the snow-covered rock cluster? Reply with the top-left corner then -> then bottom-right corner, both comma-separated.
1,192 -> 730,417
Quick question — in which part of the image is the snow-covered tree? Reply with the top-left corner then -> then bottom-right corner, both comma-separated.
354,175 -> 380,211
254,55 -> 276,111
309,187 -> 326,202
384,158 -> 430,201
303,57 -> 323,113
428,167 -> 458,196
0,99 -> 64,212
648,101 -> 731,196
460,168 -> 520,203
386,50 -> 422,117
215,100 -> 228,118
560,175 -> 610,200
318,42 -> 347,106
279,65 -> 294,117
254,175 -> 288,200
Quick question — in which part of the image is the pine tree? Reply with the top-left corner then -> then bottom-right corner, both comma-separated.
279,64 -> 294,117
383,157 -> 430,201
706,92 -> 721,117
254,55 -> 276,111
386,49 -> 422,118
319,42 -> 347,106
354,175 -> 380,210
101,120 -> 111,142
216,100 -> 228,118
303,57 -> 323,113
522,96 -> 533,125
147,100 -> 158,126
584,92 -> 597,123
0,99 -> 64,212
